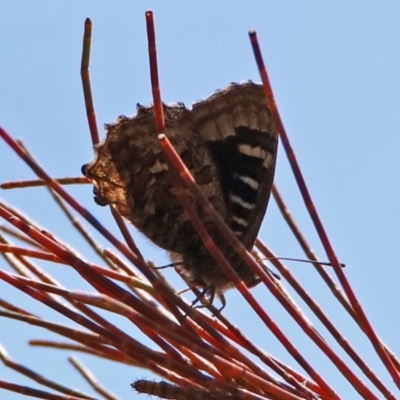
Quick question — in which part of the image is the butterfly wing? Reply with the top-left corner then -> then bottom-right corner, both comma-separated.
83,105 -> 227,254
179,82 -> 278,249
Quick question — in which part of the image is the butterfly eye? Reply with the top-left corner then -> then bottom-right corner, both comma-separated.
81,163 -> 88,176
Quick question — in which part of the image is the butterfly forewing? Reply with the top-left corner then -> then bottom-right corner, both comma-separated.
84,106 -> 226,254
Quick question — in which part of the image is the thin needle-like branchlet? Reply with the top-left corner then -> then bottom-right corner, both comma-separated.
1,177 -> 88,190
144,11 -> 342,400
69,357 -> 118,400
0,344 -> 95,400
0,380 -> 88,400
249,30 -> 399,395
256,240 -> 393,397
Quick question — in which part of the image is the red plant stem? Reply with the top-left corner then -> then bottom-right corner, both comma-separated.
73,292 -> 306,400
1,239 -> 171,362
270,182 -> 400,377
194,317 -> 318,398
143,12 -> 336,397
203,315 -> 329,398
0,345 -> 95,400
21,278 -> 294,396
0,380 -> 86,400
0,242 -> 150,289
1,177 -> 89,189
144,23 -> 381,394
256,241 -> 394,399
0,126 -> 188,324
0,243 -> 64,263
0,163 -> 298,397
270,184 -> 355,317
0,209 -> 202,355
68,357 -> 117,400
1,205 -> 301,397
79,19 -> 145,274
159,133 -> 377,400
25,275 -> 186,364
0,310 -> 133,363
249,30 -> 400,389
142,15 -> 336,398
0,268 -> 226,393
110,207 -> 144,259
29,340 -> 133,364
81,18 -> 100,146
143,12 -> 341,395
146,11 -> 165,135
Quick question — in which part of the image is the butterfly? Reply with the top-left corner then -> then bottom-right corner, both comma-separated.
82,82 -> 278,301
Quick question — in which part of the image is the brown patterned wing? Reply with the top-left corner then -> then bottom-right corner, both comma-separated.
178,82 -> 278,249
82,105 -> 227,254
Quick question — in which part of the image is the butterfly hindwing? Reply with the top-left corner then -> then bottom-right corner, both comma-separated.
180,82 -> 278,249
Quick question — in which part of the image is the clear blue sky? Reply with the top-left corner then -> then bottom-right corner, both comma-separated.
1,2 -> 400,399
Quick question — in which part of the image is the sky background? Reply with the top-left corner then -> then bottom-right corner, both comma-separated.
1,2 -> 400,399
